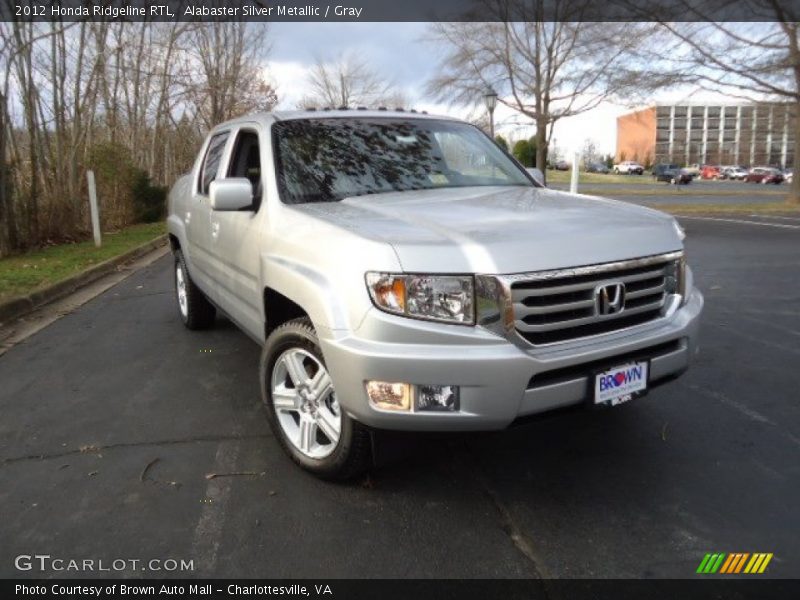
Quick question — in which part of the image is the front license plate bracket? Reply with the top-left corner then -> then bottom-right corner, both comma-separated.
592,361 -> 649,408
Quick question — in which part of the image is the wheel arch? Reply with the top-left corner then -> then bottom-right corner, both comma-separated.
260,254 -> 357,338
263,287 -> 310,338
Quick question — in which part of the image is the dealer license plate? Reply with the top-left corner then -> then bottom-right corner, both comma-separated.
594,361 -> 649,406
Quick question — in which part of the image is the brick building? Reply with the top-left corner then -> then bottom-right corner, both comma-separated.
616,102 -> 795,168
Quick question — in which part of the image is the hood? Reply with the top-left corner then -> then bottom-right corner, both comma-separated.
293,186 -> 683,274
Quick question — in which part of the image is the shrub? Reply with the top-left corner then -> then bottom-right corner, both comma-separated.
87,142 -> 137,229
131,169 -> 168,223
512,139 -> 535,167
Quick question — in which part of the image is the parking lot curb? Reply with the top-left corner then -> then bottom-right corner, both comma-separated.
0,235 -> 168,327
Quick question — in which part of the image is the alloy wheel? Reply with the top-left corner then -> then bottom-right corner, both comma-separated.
271,348 -> 341,459
176,263 -> 188,318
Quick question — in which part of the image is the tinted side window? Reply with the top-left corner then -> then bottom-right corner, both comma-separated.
228,130 -> 262,210
199,132 -> 229,195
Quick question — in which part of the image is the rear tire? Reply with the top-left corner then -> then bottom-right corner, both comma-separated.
174,250 -> 216,330
260,317 -> 371,480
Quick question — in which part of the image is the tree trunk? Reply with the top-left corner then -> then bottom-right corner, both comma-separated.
0,92 -> 17,255
535,116 -> 548,181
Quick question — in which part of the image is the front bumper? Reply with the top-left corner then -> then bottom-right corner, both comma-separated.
319,287 -> 703,431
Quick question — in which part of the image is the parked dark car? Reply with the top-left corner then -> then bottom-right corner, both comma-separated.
653,164 -> 692,185
585,162 -> 609,174
745,167 -> 784,184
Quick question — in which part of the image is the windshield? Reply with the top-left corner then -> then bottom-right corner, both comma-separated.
273,117 -> 534,204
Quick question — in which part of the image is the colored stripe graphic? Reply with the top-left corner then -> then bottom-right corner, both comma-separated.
700,553 -> 720,573
697,554 -> 713,573
708,553 -> 725,573
710,552 -> 725,573
734,553 -> 749,573
720,552 -> 742,573
701,553 -> 775,574
719,554 -> 736,573
758,553 -> 774,573
744,554 -> 761,574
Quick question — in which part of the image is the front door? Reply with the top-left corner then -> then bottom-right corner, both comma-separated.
188,130 -> 230,293
206,126 -> 265,339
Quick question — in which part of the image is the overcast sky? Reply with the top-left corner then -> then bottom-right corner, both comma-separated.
266,22 -> 622,156
266,23 -> 725,159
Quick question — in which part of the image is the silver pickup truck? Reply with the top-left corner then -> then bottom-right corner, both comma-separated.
167,110 -> 703,479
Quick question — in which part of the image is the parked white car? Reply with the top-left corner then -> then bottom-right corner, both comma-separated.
613,161 -> 644,175
721,166 -> 748,180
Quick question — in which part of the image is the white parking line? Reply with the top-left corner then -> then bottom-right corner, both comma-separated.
676,215 -> 800,230
749,214 -> 800,222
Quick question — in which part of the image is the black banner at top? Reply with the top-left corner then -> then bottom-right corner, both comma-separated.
2,0 -> 800,22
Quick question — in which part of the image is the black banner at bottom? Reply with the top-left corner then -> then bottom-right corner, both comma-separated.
4,579 -> 800,600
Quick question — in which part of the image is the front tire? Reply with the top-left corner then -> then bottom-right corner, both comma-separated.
174,250 -> 216,329
260,317 -> 371,480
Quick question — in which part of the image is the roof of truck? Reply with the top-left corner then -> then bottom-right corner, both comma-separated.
214,109 -> 461,130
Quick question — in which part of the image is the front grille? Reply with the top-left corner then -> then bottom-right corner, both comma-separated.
511,255 -> 676,345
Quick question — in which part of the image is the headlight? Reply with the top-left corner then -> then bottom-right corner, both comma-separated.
365,273 -> 475,325
665,257 -> 687,301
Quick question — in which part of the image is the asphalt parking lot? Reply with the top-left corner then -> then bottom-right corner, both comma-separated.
1,212 -> 798,579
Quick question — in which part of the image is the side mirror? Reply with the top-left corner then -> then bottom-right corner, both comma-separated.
527,168 -> 545,186
209,178 -> 253,211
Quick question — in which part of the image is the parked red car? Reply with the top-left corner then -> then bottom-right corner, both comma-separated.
700,165 -> 721,179
745,167 -> 785,184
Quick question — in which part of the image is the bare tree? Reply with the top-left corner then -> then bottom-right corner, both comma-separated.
0,19 -> 279,255
648,10 -> 800,203
426,0 -> 663,173
581,138 -> 598,166
299,52 -> 405,109
185,22 -> 277,131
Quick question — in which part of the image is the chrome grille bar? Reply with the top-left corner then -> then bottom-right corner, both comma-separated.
508,252 -> 682,345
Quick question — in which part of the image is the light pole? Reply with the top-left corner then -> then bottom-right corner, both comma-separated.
483,87 -> 498,139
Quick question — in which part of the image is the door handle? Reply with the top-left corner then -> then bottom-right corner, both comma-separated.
211,221 -> 220,238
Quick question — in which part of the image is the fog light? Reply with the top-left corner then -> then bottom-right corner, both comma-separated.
416,385 -> 459,412
366,381 -> 411,411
